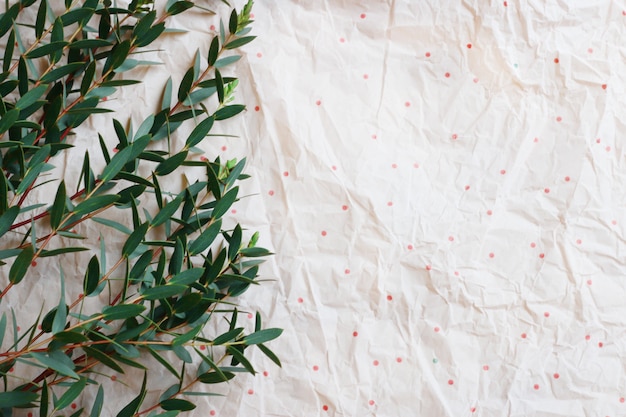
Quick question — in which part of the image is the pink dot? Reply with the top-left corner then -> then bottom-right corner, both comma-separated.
316,100 -> 321,106
587,280 -> 593,285
445,72 -> 451,78
263,371 -> 269,377
425,52 -> 431,57
454,271 -> 459,276
342,205 -> 348,211
373,360 -> 379,366
200,345 -> 206,350
503,1 -> 508,5
471,407 -> 477,413
248,389 -> 254,395
530,242 -> 536,248
71,403 -> 77,410
602,84 -> 607,90
544,312 -> 550,317
250,13 -> 255,18
210,411 -> 216,416
556,116 -> 562,122
564,176 -> 570,182
534,384 -> 540,390
391,163 -> 398,168
539,253 -> 545,259
596,138 -> 602,143
554,58 -> 559,64
31,261 -> 37,267
500,169 -> 506,175
544,188 -> 550,193
448,379 -> 454,385
620,398 -> 625,403
483,365 -> 489,371
576,239 -> 582,245
464,185 -> 470,190
553,373 -> 560,379
467,43 -> 472,49
230,209 -> 237,214
452,133 -> 458,140
344,268 -> 350,274
599,342 -> 604,348
521,333 -> 527,339
332,165 -> 337,170
353,331 -> 358,337
200,156 -> 208,161
322,405 -> 329,411
588,48 -> 593,53
387,201 -> 393,207
448,236 -> 454,241
425,265 -> 432,270
283,171 -> 289,177
612,219 -> 617,225
247,313 -> 253,319
363,74 -> 369,79
387,295 -> 393,301
488,252 -> 495,258
297,297 -> 304,303
371,134 -> 377,139
254,105 -> 260,111
533,137 -> 539,143
210,25 -> 216,30
256,52 -> 262,58
368,400 -> 375,406
405,101 -> 411,107
473,77 -> 479,83
360,13 -> 366,19
268,190 -> 274,196
313,365 -> 319,371
321,231 -> 327,236
339,37 -> 346,43
407,244 -> 414,250
623,10 -> 626,15
111,375 -> 117,381
487,210 -> 493,215
585,335 -> 591,341
434,326 -> 440,332
606,146 -> 611,152
396,357 -> 402,363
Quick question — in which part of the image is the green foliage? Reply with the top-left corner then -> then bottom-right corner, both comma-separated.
0,0 -> 280,415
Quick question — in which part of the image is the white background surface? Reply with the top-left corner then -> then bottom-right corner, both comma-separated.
6,0 -> 626,416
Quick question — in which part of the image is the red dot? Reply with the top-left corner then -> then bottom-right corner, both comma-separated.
210,411 -> 216,416
31,261 -> 37,267
539,253 -> 545,259
16,326 -> 20,331
530,242 -> 536,248
9,367 -> 13,372
263,371 -> 269,376
612,220 -> 617,225
448,379 -> 454,385
454,271 -> 459,276
371,134 -> 377,139
587,279 -> 593,285
606,146 -> 612,152
534,384 -> 540,390
102,96 -> 108,102
342,205 -> 348,211
391,163 -> 398,168
503,1 -> 508,5
71,403 -> 77,409
588,48 -> 593,53
200,345 -> 206,350
602,84 -> 607,90
487,210 -> 493,215
353,331 -> 358,337
434,326 -> 440,332
256,52 -> 262,58
544,312 -> 550,317
556,116 -> 562,122
598,342 -> 604,348
28,413 -> 33,417
452,133 -> 458,140
313,365 -> 319,371
448,236 -> 454,242
200,156 -> 208,161
297,297 -> 304,303
321,231 -> 327,236
467,43 -> 472,48
339,37 -> 346,43
368,400 -> 375,406
554,58 -> 559,64
38,324 -> 42,330
344,268 -> 350,274
483,365 -> 489,371
426,264 -> 432,270
407,244 -> 414,250
544,188 -> 550,193
473,77 -> 479,83
248,389 -> 254,395
553,373 -> 560,379
373,360 -> 379,366
471,407 -> 477,413
488,252 -> 495,258
387,201 -> 393,206
247,313 -> 253,319
596,138 -> 602,143
268,190 -> 275,196
396,357 -> 402,363
534,137 -> 539,143
111,375 -> 117,381
500,169 -> 506,175
332,165 -> 337,170
445,72 -> 451,78
254,105 -> 260,111
464,185 -> 470,190
283,171 -> 289,177
414,163 -> 420,168
360,13 -> 366,19
316,100 -> 321,106
425,52 -> 431,57
387,295 -> 393,301
521,333 -> 527,339
564,176 -> 570,182
620,397 -> 625,403
585,335 -> 591,341
363,74 -> 369,79
323,405 -> 329,411
210,25 -> 216,30
221,145 -> 227,151
405,101 -> 411,107
576,239 -> 582,245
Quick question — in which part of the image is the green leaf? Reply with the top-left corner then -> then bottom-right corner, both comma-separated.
41,62 -> 84,83
185,116 -> 214,148
122,221 -> 150,257
49,180 -> 66,230
103,39 -> 132,73
161,76 -> 173,110
228,9 -> 237,34
213,327 -> 243,345
177,67 -> 194,102
0,313 -> 6,349
170,268 -> 203,285
31,351 -> 79,379
198,371 -> 235,384
0,206 -> 19,238
155,151 -> 188,176
83,347 -> 124,374
9,245 -> 33,285
26,41 -> 69,58
243,328 -> 283,345
133,10 -> 156,38
238,247 -> 272,257
91,217 -> 133,235
61,8 -> 95,26
54,378 -> 86,410
81,61 -> 96,96
74,194 -> 120,215
0,4 -> 19,39
215,104 -> 245,120
212,186 -> 238,219
0,391 -> 39,408
40,380 -> 49,417
70,39 -> 112,49
214,55 -> 241,69
258,343 -> 282,367
90,386 -> 104,417
208,36 -> 219,66
52,265 -> 67,334
151,194 -> 183,227
39,247 -> 90,258
228,224 -> 242,261
116,372 -> 147,417
227,345 -> 255,374
142,284 -> 187,300
224,36 -> 256,50
160,399 -> 196,411
80,255 -> 99,297
173,292 -> 202,313
135,22 -> 165,47
3,29 -> 14,73
0,108 -> 19,134
102,304 -> 146,320
167,1 -> 194,15
188,219 -> 221,255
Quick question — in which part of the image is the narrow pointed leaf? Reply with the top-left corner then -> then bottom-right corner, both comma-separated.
224,36 -> 256,49
214,104 -> 245,120
31,351 -> 79,379
9,245 -> 34,284
177,67 -> 194,102
122,222 -> 149,257
208,36 -> 219,66
102,304 -> 146,320
0,391 -> 39,408
84,255 -> 100,296
74,194 -> 120,215
116,372 -> 146,417
50,181 -> 66,230
155,151 -> 188,176
160,399 -> 196,411
243,328 -> 283,345
185,116 -> 214,148
26,41 -> 69,58
0,206 -> 19,238
151,195 -> 183,227
54,378 -> 86,410
90,386 -> 104,417
188,219 -> 221,255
